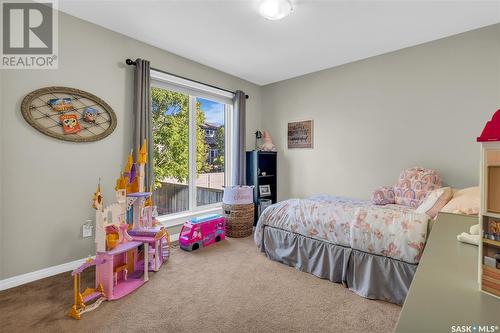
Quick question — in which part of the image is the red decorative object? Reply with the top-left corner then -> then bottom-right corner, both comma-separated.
477,109 -> 500,142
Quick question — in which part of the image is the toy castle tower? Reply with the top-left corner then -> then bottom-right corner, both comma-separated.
91,139 -> 153,251
123,150 -> 136,194
92,183 -> 106,253
115,172 -> 127,199
122,140 -> 147,194
137,139 -> 147,193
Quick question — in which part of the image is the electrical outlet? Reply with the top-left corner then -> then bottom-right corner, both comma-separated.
82,222 -> 93,238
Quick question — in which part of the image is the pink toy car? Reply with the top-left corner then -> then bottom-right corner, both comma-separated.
179,214 -> 225,251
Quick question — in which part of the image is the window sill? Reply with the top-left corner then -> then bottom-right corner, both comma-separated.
156,204 -> 223,229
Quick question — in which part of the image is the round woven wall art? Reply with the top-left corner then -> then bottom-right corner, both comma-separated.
21,86 -> 117,142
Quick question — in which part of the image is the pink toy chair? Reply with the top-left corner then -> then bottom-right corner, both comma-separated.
113,264 -> 128,286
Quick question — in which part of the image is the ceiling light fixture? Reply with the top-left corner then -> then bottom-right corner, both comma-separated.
258,0 -> 293,20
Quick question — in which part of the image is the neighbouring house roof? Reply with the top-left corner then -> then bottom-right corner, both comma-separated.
200,123 -> 219,130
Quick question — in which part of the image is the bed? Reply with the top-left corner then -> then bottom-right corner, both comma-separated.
254,167 -> 445,305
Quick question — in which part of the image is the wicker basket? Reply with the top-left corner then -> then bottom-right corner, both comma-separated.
222,203 -> 254,238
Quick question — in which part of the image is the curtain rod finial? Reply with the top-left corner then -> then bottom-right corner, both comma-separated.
245,94 -> 249,99
125,58 -> 136,66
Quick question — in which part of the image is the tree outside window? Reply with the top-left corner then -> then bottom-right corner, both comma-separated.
151,87 -> 226,215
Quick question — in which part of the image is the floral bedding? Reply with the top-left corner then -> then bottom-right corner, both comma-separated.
254,195 -> 429,264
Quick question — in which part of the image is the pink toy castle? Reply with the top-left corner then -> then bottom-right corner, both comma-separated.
67,140 -> 170,320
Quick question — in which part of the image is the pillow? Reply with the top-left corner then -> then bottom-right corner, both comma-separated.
415,187 -> 453,218
394,167 -> 442,208
394,188 -> 431,208
441,187 -> 480,215
371,186 -> 396,205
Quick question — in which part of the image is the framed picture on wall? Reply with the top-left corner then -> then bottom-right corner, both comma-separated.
259,185 -> 272,197
288,119 -> 313,149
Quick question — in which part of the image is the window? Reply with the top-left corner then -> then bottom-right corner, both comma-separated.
150,70 -> 233,217
197,98 -> 226,208
180,226 -> 192,237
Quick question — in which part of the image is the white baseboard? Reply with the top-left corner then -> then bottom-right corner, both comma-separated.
0,233 -> 180,291
0,257 -> 91,291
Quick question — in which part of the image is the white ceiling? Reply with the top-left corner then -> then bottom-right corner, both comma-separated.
59,0 -> 500,85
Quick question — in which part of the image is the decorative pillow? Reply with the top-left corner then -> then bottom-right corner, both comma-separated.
371,186 -> 396,205
394,167 -> 442,208
415,187 -> 453,218
441,187 -> 480,215
394,188 -> 430,208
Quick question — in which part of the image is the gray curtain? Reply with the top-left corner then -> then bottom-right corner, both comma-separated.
133,58 -> 153,190
232,90 -> 246,185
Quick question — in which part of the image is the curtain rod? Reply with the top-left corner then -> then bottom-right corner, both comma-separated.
125,59 -> 249,99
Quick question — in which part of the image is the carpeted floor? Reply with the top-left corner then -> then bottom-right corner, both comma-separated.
0,237 -> 400,332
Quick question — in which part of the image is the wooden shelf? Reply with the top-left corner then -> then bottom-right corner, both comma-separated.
482,265 -> 500,297
487,165 -> 500,213
483,265 -> 500,274
483,238 -> 500,247
484,212 -> 500,219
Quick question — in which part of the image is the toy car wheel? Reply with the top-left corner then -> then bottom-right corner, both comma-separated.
192,243 -> 199,251
215,235 -> 221,242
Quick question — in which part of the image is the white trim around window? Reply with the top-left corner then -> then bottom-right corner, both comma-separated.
188,95 -> 197,210
224,103 -> 233,188
151,69 -> 234,105
156,205 -> 223,229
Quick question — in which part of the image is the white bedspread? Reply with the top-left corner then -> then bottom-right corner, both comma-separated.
254,195 -> 429,264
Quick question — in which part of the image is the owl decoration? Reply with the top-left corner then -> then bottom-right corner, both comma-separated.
60,114 -> 81,134
83,107 -> 98,123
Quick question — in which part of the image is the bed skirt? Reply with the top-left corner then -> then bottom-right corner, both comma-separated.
260,226 -> 417,305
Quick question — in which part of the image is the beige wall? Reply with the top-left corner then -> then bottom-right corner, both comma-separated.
0,12 -> 262,279
262,24 -> 500,201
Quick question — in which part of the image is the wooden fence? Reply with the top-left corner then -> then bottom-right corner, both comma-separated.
153,182 -> 223,215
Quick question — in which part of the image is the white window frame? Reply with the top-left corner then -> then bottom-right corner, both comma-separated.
151,70 -> 233,223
